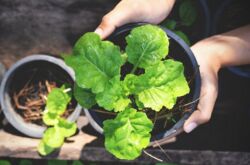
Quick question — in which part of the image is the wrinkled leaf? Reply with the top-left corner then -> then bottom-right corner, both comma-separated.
138,86 -> 176,111
37,140 -> 55,156
46,88 -> 71,115
123,74 -> 151,94
74,84 -> 96,109
103,108 -> 153,160
174,30 -> 191,46
57,118 -> 77,138
42,110 -> 58,126
65,32 -> 123,93
125,60 -> 190,111
125,24 -> 169,70
179,0 -> 197,26
96,76 -> 130,112
43,127 -> 64,148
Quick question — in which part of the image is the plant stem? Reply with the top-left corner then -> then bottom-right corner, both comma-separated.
63,88 -> 71,93
131,65 -> 138,74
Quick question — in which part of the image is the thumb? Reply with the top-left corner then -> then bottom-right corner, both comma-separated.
183,72 -> 218,133
95,4 -> 133,39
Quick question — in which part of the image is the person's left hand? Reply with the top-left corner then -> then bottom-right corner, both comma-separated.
184,25 -> 250,133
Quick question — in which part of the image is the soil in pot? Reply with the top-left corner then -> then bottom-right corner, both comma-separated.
8,60 -> 77,127
87,24 -> 199,140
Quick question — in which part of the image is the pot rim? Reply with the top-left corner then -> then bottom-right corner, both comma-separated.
0,54 -> 82,138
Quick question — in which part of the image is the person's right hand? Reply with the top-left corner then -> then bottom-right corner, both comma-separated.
183,37 -> 220,133
184,25 -> 250,133
95,0 -> 176,39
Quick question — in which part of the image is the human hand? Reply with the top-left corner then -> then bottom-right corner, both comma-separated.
95,0 -> 175,39
183,38 -> 220,133
184,25 -> 250,133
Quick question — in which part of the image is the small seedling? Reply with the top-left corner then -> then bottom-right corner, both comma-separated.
37,85 -> 77,156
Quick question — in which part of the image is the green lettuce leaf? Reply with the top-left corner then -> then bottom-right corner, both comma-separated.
42,127 -> 64,148
42,110 -> 59,126
74,84 -> 96,109
65,32 -> 123,93
125,24 -> 169,71
96,76 -> 131,112
57,118 -> 77,138
38,140 -> 55,156
46,88 -> 71,115
125,60 -> 190,111
103,108 -> 153,160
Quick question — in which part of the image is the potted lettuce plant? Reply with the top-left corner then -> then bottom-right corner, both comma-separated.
63,24 -> 200,160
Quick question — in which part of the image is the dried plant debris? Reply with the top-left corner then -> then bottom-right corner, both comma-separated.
13,80 -> 73,125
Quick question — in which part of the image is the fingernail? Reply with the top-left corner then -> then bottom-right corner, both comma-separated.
184,122 -> 197,133
94,28 -> 103,37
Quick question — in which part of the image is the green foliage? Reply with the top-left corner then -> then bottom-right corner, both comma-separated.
42,127 -> 64,148
74,84 -> 96,109
38,140 -> 55,156
179,0 -> 197,26
160,0 -> 197,45
136,60 -> 189,111
45,88 -> 71,115
38,87 -> 77,156
96,76 -> 130,112
161,19 -> 177,30
48,160 -> 67,165
103,108 -> 153,160
126,24 -> 169,71
19,160 -> 32,165
65,33 -> 123,94
72,160 -> 83,165
0,160 -> 11,165
64,24 -> 190,160
57,118 -> 77,138
124,60 -> 189,111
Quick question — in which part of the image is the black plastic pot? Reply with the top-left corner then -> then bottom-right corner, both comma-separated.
0,55 -> 81,138
212,0 -> 250,78
84,23 -> 201,142
165,0 -> 211,44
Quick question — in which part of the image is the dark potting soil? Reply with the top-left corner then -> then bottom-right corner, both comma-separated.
9,60 -> 77,126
